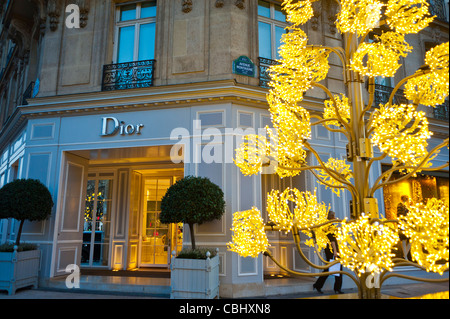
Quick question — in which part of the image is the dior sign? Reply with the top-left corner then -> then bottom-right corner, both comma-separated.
101,117 -> 144,137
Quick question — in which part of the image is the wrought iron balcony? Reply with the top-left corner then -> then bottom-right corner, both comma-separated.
374,84 -> 408,107
428,0 -> 449,22
374,84 -> 449,121
22,81 -> 34,105
258,57 -> 279,89
101,59 -> 155,91
433,99 -> 449,121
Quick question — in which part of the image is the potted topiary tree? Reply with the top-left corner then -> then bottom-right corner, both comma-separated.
160,175 -> 225,299
0,179 -> 53,295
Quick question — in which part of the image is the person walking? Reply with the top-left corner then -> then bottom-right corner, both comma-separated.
397,195 -> 411,260
313,210 -> 343,294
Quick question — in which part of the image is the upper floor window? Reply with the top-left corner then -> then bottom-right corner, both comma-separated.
115,1 -> 157,63
258,0 -> 288,60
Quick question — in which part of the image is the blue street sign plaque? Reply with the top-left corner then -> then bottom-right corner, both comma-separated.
232,56 -> 255,77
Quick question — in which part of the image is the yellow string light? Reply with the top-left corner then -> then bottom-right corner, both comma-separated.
385,0 -> 435,34
399,199 -> 449,275
351,32 -> 412,77
315,157 -> 353,197
234,134 -> 271,176
281,0 -> 315,26
228,207 -> 269,258
336,215 -> 399,277
266,188 -> 331,250
323,94 -> 351,127
269,32 -> 330,105
405,42 -> 449,106
336,0 -> 384,36
370,103 -> 433,172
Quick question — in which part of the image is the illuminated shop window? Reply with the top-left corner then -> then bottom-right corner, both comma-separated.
382,170 -> 449,220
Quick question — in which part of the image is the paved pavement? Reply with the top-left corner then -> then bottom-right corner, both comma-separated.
0,281 -> 448,299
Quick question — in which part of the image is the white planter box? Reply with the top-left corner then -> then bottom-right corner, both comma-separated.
0,247 -> 40,295
170,251 -> 220,299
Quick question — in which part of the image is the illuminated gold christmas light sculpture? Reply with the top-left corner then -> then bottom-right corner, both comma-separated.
399,199 -> 449,275
229,0 -> 449,299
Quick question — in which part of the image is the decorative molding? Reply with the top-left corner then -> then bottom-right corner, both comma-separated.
310,1 -> 321,31
215,0 -> 225,8
47,0 -> 61,31
76,0 -> 90,28
182,0 -> 192,13
235,0 -> 245,9
325,0 -> 338,34
28,0 -> 47,36
9,17 -> 32,57
430,26 -> 442,43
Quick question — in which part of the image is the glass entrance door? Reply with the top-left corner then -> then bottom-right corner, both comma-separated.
82,175 -> 113,267
139,177 -> 171,266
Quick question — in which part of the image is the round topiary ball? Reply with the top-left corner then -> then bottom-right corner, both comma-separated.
160,175 -> 225,249
0,179 -> 53,245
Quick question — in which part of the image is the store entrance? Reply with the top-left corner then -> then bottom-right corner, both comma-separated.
71,145 -> 184,271
137,173 -> 183,267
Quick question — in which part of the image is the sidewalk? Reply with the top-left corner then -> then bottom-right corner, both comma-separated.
0,281 -> 448,299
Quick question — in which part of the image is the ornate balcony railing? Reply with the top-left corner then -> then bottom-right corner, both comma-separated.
22,81 -> 34,105
374,84 -> 408,107
428,0 -> 449,22
101,59 -> 155,91
433,99 -> 449,121
258,57 -> 279,89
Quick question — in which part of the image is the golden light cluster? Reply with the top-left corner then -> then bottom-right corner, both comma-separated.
269,31 -> 330,105
234,134 -> 271,176
266,188 -> 331,250
323,94 -> 351,127
385,0 -> 435,34
336,0 -> 384,36
351,32 -> 412,77
405,42 -> 450,106
399,198 -> 449,275
227,207 -> 269,258
281,0 -> 315,26
315,157 -> 353,197
370,103 -> 433,172
336,215 -> 399,277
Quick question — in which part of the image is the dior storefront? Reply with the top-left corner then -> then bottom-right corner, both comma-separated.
1,86 -> 300,297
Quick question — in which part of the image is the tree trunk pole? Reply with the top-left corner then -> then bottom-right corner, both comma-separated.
345,32 -> 369,219
15,219 -> 25,246
189,223 -> 196,250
